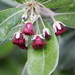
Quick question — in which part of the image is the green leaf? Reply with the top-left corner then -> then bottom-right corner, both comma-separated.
16,0 -> 27,3
38,0 -> 73,8
27,22 -> 59,75
0,8 -> 23,45
54,2 -> 75,28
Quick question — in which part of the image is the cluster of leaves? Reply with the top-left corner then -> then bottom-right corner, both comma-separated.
0,0 -> 75,75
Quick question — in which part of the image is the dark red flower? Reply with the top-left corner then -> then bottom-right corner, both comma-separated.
12,32 -> 27,49
53,21 -> 67,36
55,24 -> 67,36
12,33 -> 25,45
22,22 -> 34,36
31,36 -> 46,50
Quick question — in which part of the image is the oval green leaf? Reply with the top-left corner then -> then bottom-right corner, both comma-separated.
27,22 -> 59,75
0,8 -> 23,45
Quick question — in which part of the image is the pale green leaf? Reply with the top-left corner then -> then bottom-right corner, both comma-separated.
27,22 -> 59,75
0,8 -> 23,45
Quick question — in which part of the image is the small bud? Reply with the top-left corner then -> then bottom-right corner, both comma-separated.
22,13 -> 28,20
43,28 -> 51,40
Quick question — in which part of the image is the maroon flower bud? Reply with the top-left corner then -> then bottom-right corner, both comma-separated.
55,25 -> 67,36
31,35 -> 46,50
22,22 -> 34,36
12,32 -> 27,49
43,28 -> 51,40
12,32 -> 24,45
53,21 -> 67,36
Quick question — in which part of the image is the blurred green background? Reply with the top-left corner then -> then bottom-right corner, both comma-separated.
0,0 -> 75,75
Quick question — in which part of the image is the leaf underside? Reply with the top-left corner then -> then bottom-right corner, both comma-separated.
0,8 -> 23,45
26,22 -> 59,75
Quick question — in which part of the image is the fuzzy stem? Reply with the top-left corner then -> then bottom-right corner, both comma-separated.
55,12 -> 75,16
38,4 -> 57,22
42,0 -> 52,4
50,16 -> 56,22
34,5 -> 46,28
39,15 -> 46,28
30,6 -> 34,21
19,25 -> 22,31
38,3 -> 56,16
36,20 -> 39,34
36,19 -> 40,34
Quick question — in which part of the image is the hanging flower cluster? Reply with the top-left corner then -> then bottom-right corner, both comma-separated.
12,1 -> 67,50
